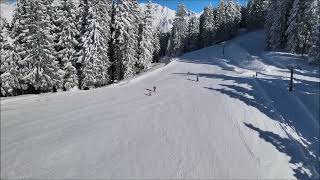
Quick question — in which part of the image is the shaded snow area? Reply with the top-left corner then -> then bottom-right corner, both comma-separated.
1,30 -> 319,179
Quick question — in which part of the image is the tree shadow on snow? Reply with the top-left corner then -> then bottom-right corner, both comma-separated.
262,52 -> 320,79
244,123 -> 319,179
200,73 -> 319,179
172,37 -> 320,178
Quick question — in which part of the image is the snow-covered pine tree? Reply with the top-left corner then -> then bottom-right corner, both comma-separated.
45,0 -> 61,90
11,0 -> 30,60
198,5 -> 215,48
0,18 -> 8,62
137,0 -> 154,72
246,0 -> 268,29
44,0 -> 56,24
225,0 -> 241,36
112,0 -> 140,80
45,0 -> 58,40
216,0 -> 229,42
0,18 -> 10,65
265,0 -> 278,49
10,0 -> 33,92
159,32 -> 170,58
166,3 -> 188,57
77,0 -> 112,89
0,18 -> 21,96
55,0 -> 78,91
74,0 -> 89,88
265,0 -> 294,50
124,0 -> 141,78
265,0 -> 317,60
308,0 -> 320,64
240,6 -> 248,28
286,0 -> 311,56
216,0 -> 241,42
308,24 -> 320,64
152,28 -> 161,63
185,16 -> 199,52
107,0 -> 116,82
23,0 -> 61,93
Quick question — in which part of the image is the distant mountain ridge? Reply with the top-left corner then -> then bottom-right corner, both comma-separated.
140,2 -> 201,33
140,2 -> 176,33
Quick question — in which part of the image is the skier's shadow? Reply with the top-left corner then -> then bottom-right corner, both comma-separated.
187,78 -> 197,82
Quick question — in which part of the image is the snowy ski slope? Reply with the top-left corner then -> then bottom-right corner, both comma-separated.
1,30 -> 319,179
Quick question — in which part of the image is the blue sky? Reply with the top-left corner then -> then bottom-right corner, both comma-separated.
139,0 -> 248,12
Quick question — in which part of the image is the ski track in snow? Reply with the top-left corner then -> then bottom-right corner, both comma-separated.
1,30 -> 319,179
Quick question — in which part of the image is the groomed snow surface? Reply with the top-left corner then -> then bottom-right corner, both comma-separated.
1,30 -> 319,179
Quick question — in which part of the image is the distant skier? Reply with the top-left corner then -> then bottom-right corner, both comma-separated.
187,72 -> 190,76
196,75 -> 199,82
153,86 -> 156,92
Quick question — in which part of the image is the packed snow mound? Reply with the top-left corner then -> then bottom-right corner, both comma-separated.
1,30 -> 319,179
140,2 -> 176,33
